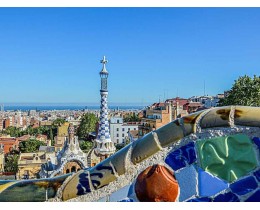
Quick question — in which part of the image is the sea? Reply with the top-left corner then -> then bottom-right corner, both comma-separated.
2,104 -> 146,111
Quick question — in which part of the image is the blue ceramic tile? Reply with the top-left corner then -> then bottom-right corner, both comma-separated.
186,197 -> 212,202
175,165 -> 198,201
245,189 -> 260,202
165,142 -> 196,171
230,176 -> 257,196
198,167 -> 229,197
253,169 -> 260,182
252,137 -> 260,149
77,172 -> 92,195
118,198 -> 134,202
109,185 -> 131,202
213,192 -> 239,202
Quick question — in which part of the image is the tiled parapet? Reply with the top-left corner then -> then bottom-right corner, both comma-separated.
175,165 -> 198,201
245,189 -> 260,202
213,191 -> 240,202
197,167 -> 229,197
131,132 -> 162,164
135,165 -> 179,202
165,142 -> 196,171
153,120 -> 184,147
186,197 -> 212,202
230,176 -> 258,196
253,169 -> 260,182
234,106 -> 260,127
0,174 -> 70,202
200,106 -> 232,129
196,134 -> 258,183
252,137 -> 260,150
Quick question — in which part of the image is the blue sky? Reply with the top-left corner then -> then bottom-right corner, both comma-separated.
0,8 -> 259,105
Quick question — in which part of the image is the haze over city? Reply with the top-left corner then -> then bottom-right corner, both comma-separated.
0,7 -> 259,105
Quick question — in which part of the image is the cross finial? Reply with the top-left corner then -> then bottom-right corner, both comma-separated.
100,56 -> 108,64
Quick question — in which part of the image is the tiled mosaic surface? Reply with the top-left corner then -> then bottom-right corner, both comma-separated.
95,133 -> 260,202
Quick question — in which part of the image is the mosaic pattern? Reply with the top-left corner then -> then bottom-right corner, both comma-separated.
196,134 -> 258,183
0,174 -> 70,202
213,191 -> 240,202
175,165 -> 198,201
197,167 -> 228,197
252,137 -> 260,150
245,189 -> 260,202
97,93 -> 111,142
230,176 -> 258,196
165,142 -> 196,171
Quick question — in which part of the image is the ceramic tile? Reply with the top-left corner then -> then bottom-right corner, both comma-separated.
253,169 -> 260,182
198,167 -> 228,197
213,192 -> 239,202
196,134 -> 258,183
230,176 -> 258,196
135,165 -> 179,202
186,197 -> 212,202
109,185 -> 131,202
175,165 -> 198,201
252,137 -> 260,150
245,189 -> 260,202
165,142 -> 196,171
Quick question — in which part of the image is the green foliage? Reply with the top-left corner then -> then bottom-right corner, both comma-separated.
2,126 -> 22,137
218,75 -> 260,106
79,141 -> 93,152
77,113 -> 98,140
19,139 -> 46,153
123,112 -> 140,122
4,154 -> 19,173
52,118 -> 66,127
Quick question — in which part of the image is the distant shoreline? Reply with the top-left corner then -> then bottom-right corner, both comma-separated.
2,105 -> 146,111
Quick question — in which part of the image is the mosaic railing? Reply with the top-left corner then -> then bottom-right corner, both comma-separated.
0,106 -> 259,202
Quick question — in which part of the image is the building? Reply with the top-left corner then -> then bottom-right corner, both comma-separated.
128,130 -> 139,143
17,150 -> 54,179
165,97 -> 189,119
54,122 -> 70,150
36,134 -> 48,143
110,117 -> 139,145
39,123 -> 88,178
138,102 -> 172,138
0,137 -> 19,154
0,119 -> 4,130
17,123 -> 88,179
183,102 -> 204,113
94,56 -> 116,160
0,144 -> 4,173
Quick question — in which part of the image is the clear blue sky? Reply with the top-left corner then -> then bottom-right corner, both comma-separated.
0,8 -> 259,105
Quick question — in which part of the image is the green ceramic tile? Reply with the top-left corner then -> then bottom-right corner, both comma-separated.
196,134 -> 257,183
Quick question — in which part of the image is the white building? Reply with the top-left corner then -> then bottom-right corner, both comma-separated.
189,94 -> 224,108
110,117 -> 139,145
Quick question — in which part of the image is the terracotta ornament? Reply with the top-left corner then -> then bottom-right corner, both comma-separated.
135,164 -> 179,202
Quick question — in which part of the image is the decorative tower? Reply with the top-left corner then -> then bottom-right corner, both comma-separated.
95,56 -> 116,158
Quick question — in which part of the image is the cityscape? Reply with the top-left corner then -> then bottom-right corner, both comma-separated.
0,7 -> 259,203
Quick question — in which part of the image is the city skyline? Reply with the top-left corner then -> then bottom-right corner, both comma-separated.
0,8 -> 259,104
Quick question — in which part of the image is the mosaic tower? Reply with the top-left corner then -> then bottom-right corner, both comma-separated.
95,56 -> 116,157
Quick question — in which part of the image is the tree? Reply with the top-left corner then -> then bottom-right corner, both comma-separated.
218,75 -> 260,107
4,153 -> 19,173
77,113 -> 98,140
124,112 -> 140,122
52,118 -> 66,127
79,141 -> 93,152
19,139 -> 46,153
